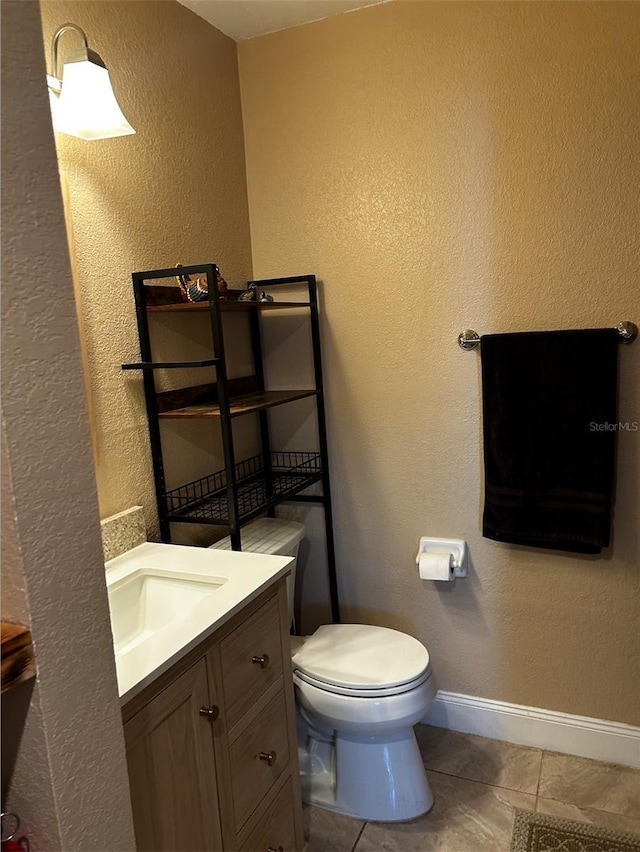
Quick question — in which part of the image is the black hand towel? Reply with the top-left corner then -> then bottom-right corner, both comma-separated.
481,329 -> 619,554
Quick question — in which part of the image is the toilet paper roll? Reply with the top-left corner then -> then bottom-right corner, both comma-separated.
418,551 -> 454,581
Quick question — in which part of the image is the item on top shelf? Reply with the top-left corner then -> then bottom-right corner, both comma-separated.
174,263 -> 229,301
238,282 -> 257,301
216,269 -> 229,298
260,291 -> 274,302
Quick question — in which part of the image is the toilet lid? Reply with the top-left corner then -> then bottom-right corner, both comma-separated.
291,624 -> 430,690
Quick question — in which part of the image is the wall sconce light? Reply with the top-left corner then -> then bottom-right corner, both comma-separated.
47,23 -> 135,141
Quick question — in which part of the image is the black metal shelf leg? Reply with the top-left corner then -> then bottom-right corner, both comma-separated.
205,265 -> 241,549
248,307 -> 274,515
309,277 -> 340,623
131,273 -> 171,542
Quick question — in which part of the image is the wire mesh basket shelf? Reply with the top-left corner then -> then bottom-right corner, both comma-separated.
164,451 -> 322,524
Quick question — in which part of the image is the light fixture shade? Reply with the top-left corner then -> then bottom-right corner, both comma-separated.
47,75 -> 61,121
54,59 -> 135,140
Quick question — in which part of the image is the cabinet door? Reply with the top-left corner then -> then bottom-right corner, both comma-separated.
124,659 -> 223,852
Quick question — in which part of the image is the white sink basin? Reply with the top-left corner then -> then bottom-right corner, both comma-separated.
106,541 -> 293,703
108,569 -> 227,655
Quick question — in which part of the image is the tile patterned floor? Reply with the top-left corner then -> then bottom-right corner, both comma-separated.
304,726 -> 640,851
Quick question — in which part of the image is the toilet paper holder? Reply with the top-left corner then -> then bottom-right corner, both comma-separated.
416,537 -> 468,579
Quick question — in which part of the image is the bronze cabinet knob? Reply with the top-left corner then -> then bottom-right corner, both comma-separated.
259,750 -> 277,766
199,705 -> 219,722
252,654 -> 270,668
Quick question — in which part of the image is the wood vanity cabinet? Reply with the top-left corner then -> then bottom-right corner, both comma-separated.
122,579 -> 305,852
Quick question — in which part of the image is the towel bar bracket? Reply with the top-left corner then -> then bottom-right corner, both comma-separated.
458,329 -> 481,351
458,322 -> 637,350
616,321 -> 638,344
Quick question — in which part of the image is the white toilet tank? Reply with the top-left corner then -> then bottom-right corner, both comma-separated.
208,518 -> 305,624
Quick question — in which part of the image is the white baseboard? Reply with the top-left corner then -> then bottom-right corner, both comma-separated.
423,691 -> 640,769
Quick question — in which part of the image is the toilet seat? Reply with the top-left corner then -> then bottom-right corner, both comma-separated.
294,666 -> 432,698
292,623 -> 431,697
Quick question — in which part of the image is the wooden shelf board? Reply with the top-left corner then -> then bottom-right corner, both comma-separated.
122,358 -> 220,371
1,622 -> 35,694
159,389 -> 317,419
147,301 -> 311,313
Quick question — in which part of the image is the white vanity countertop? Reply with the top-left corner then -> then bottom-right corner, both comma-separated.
105,541 -> 293,705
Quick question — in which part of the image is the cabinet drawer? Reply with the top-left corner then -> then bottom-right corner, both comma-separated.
230,687 -> 290,831
221,595 -> 283,723
240,777 -> 297,852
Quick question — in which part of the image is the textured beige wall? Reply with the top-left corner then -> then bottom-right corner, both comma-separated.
238,1 -> 640,724
40,0 -> 254,540
1,1 -> 135,847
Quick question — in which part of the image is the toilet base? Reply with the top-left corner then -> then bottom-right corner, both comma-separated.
299,719 -> 434,822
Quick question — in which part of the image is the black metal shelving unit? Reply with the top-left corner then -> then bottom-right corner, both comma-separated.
122,264 -> 340,622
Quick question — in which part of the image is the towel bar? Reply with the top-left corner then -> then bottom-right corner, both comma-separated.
458,321 -> 638,351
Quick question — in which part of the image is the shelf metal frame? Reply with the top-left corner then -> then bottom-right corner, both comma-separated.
125,266 -> 340,622
163,451 -> 323,524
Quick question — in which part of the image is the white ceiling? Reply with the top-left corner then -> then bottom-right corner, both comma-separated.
178,0 -> 386,42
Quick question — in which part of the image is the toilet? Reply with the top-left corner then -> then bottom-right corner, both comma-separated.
210,518 -> 436,822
